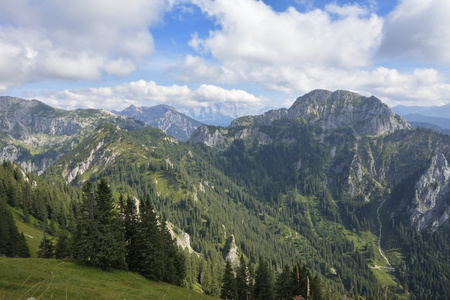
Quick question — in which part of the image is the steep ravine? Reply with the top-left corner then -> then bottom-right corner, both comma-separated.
376,197 -> 394,271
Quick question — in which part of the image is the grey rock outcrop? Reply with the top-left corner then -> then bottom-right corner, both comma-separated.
0,96 -> 145,173
189,89 -> 411,147
410,154 -> 450,234
114,104 -> 202,142
287,90 -> 411,136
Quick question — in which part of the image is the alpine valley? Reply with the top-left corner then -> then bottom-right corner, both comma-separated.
1,90 -> 450,299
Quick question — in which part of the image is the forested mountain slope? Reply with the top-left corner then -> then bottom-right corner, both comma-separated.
2,90 -> 450,299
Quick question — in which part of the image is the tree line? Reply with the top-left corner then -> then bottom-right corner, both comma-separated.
38,178 -> 186,285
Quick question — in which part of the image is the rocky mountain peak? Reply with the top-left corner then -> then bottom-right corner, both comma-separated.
287,89 -> 411,136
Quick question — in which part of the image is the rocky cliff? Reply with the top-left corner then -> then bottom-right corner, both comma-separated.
410,153 -> 450,234
0,96 -> 145,173
287,90 -> 411,136
114,104 -> 201,142
189,89 -> 411,148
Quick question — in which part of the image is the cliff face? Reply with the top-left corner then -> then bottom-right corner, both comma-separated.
114,104 -> 202,142
0,96 -> 145,173
287,90 -> 411,136
189,89 -> 411,148
410,154 -> 450,233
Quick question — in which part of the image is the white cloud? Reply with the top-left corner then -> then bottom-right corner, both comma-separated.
189,0 -> 382,69
38,80 -> 266,111
378,0 -> 450,64
0,0 -> 175,91
180,0 -> 450,106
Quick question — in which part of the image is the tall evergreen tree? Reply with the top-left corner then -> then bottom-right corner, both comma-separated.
55,230 -> 71,259
134,195 -> 164,280
159,218 -> 186,285
221,260 -> 237,300
236,254 -> 249,300
91,178 -> 127,270
254,259 -> 274,300
122,194 -> 139,271
72,181 -> 96,262
37,237 -> 54,258
72,179 -> 126,271
0,194 -> 30,257
275,264 -> 295,300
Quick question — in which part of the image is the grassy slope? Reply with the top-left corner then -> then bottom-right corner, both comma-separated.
6,207 -> 216,299
0,258 -> 218,300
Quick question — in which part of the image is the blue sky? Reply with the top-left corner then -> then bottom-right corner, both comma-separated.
1,0 -> 450,111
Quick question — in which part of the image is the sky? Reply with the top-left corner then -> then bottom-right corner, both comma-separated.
1,0 -> 450,111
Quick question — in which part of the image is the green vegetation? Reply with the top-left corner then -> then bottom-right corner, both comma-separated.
0,258 -> 217,300
2,112 -> 450,299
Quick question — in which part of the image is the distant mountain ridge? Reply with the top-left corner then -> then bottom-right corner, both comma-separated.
0,96 -> 145,173
393,104 -> 450,135
181,102 -> 257,126
189,90 -> 411,148
113,104 -> 201,142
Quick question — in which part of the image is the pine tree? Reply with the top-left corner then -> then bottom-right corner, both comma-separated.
90,178 -> 127,270
72,179 -> 126,271
275,264 -> 295,300
236,254 -> 249,300
122,195 -> 139,271
0,194 -> 30,257
159,218 -> 186,285
254,259 -> 274,300
221,260 -> 237,299
72,181 -> 95,262
134,195 -> 164,280
55,230 -> 70,259
37,237 -> 54,258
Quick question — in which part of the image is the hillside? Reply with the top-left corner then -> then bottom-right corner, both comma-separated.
0,258 -> 217,300
2,90 -> 450,299
0,96 -> 145,174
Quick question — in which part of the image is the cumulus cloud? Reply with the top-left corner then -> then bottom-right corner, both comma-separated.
180,0 -> 450,106
189,0 -> 382,69
38,80 -> 266,111
0,0 -> 175,92
378,0 -> 450,64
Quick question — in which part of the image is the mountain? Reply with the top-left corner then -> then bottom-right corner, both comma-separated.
181,102 -> 257,126
113,104 -> 202,142
393,103 -> 450,118
393,104 -> 450,134
3,90 -> 450,299
402,113 -> 450,130
189,90 -> 411,148
0,96 -> 145,174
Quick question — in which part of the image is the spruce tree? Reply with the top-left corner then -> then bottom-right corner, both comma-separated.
122,195 -> 139,271
236,254 -> 249,300
275,264 -> 295,300
72,181 -> 96,261
91,178 -> 127,270
254,259 -> 274,300
72,179 -> 126,271
159,218 -> 186,285
37,237 -> 54,258
0,194 -> 30,257
221,260 -> 237,300
134,195 -> 164,280
55,230 -> 70,259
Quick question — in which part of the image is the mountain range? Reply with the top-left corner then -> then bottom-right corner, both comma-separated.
2,90 -> 450,299
393,104 -> 450,134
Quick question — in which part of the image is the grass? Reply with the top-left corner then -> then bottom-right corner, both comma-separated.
0,258 -> 218,300
9,206 -> 55,258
